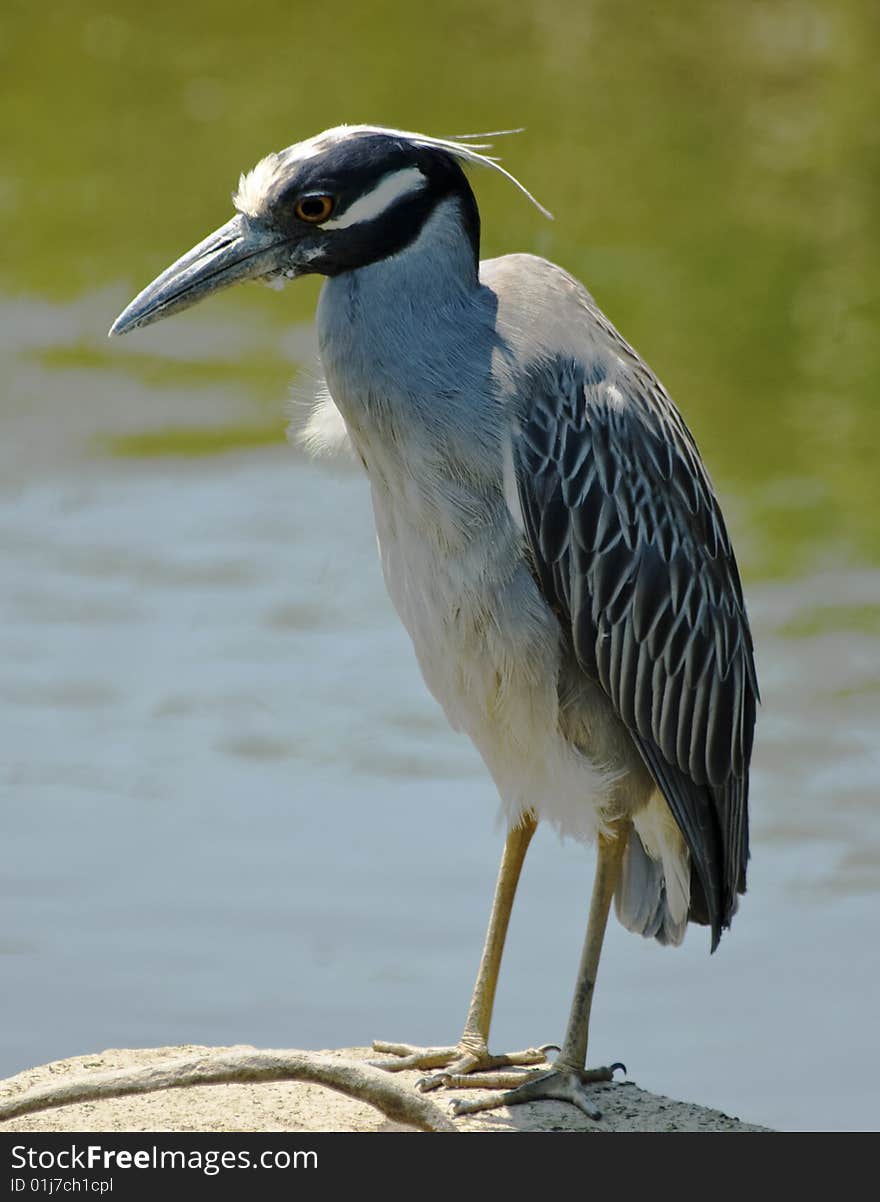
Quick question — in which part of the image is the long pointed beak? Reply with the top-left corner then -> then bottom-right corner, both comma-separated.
108,215 -> 293,337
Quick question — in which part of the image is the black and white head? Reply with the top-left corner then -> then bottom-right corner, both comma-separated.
109,124 -> 548,337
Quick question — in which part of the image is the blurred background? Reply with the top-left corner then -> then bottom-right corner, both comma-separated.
1,0 -> 878,1132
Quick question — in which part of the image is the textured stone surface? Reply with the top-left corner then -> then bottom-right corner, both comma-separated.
0,1045 -> 769,1132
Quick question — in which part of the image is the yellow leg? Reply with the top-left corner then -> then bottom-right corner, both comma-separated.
556,820 -> 628,1070
453,819 -> 630,1119
460,811 -> 537,1049
372,813 -> 551,1082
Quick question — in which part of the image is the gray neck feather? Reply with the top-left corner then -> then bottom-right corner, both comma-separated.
316,199 -> 503,474
317,197 -> 478,346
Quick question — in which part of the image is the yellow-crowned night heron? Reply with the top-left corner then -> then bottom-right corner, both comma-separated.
110,125 -> 758,1120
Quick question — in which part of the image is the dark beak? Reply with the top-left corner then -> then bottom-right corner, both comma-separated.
108,215 -> 293,337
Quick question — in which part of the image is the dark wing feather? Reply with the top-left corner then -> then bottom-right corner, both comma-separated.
513,355 -> 758,949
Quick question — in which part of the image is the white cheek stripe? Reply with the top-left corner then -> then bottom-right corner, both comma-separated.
322,167 -> 426,229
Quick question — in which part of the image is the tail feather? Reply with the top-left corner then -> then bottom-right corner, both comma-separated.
614,796 -> 690,947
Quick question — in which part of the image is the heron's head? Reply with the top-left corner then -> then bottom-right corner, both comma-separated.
109,124 -> 548,337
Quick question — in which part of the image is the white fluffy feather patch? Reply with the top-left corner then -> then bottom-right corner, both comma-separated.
291,384 -> 355,460
233,131 -> 334,216
234,154 -> 283,218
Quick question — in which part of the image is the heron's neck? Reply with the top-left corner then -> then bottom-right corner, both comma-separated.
315,197 -> 499,467
318,198 -> 479,343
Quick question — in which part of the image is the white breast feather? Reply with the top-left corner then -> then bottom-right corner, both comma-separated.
294,385 -> 356,459
365,433 -> 615,844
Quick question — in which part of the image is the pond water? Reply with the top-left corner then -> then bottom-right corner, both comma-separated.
1,0 -> 878,1132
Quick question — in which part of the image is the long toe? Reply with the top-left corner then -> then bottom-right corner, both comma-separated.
451,1063 -> 624,1121
368,1042 -> 461,1072
369,1039 -> 551,1084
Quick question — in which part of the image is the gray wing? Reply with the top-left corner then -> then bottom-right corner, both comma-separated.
513,354 -> 758,949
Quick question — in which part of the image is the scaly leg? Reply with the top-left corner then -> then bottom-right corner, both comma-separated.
452,819 -> 629,1119
371,813 -> 552,1085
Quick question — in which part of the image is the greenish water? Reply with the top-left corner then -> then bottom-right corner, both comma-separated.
1,1 -> 879,1131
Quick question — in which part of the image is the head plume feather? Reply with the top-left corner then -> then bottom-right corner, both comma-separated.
234,125 -> 553,220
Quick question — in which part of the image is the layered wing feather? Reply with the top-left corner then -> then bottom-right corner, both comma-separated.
512,353 -> 758,948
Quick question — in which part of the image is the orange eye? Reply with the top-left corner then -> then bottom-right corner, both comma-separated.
294,194 -> 335,223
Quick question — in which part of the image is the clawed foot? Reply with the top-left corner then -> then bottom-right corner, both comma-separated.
369,1039 -> 554,1092
451,1061 -> 626,1121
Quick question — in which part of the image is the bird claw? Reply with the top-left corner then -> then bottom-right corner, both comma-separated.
368,1043 -> 460,1073
370,1038 -> 551,1088
416,1071 -> 452,1092
451,1062 -> 624,1121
